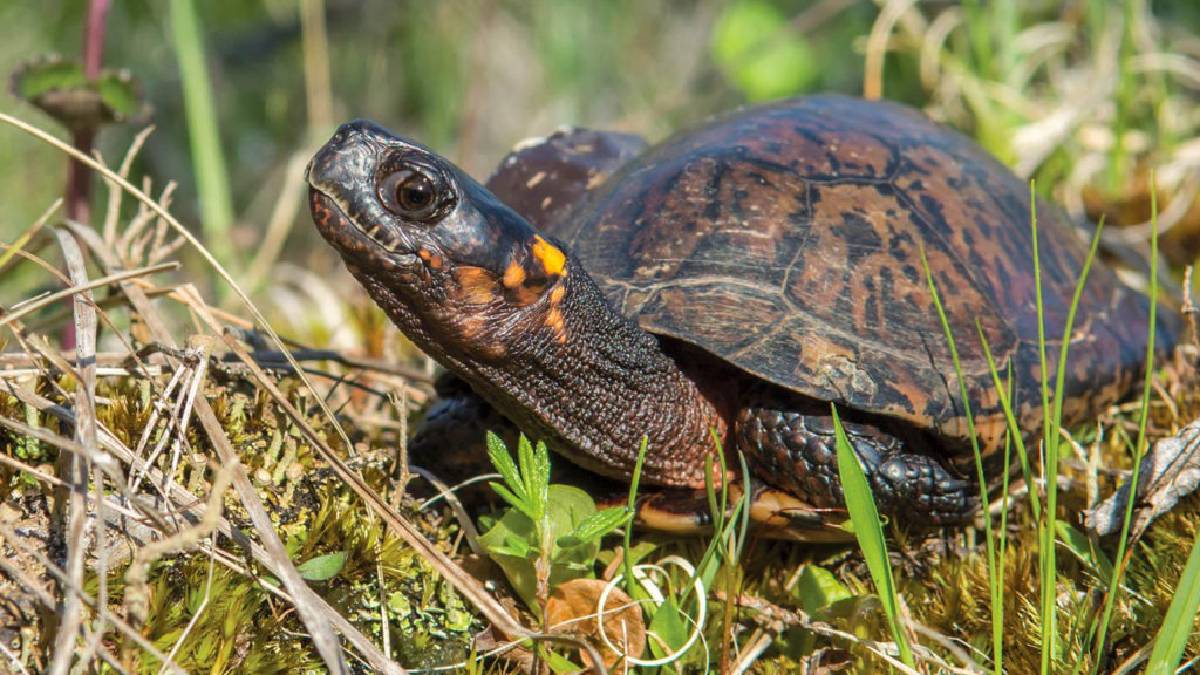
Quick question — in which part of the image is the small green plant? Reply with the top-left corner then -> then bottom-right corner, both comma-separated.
478,431 -> 628,615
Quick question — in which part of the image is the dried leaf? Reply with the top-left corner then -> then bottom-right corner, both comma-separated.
545,578 -> 646,674
1085,418 -> 1200,538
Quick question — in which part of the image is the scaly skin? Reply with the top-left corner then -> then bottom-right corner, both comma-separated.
736,384 -> 975,525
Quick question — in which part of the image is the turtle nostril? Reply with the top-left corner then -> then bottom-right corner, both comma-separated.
306,144 -> 343,187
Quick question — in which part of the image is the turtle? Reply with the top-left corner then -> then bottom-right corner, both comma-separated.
306,95 -> 1176,540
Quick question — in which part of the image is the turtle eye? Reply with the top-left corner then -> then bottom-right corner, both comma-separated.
379,167 -> 444,221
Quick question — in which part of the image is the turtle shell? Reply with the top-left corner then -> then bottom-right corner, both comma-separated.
554,95 -> 1173,456
485,127 -> 647,231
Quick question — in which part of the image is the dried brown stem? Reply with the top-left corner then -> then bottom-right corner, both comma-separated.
45,225 -> 98,675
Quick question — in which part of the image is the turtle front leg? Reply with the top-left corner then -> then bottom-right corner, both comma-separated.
736,394 -> 978,526
409,374 -> 615,498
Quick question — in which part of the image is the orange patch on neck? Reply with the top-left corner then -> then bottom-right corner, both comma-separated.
502,260 -> 526,288
454,266 -> 500,305
544,281 -> 568,342
418,248 -> 443,270
545,306 -> 567,343
531,236 -> 567,278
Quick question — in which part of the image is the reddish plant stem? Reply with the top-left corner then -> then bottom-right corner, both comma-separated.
83,0 -> 110,80
67,0 -> 111,223
60,0 -> 110,350
65,129 -> 95,225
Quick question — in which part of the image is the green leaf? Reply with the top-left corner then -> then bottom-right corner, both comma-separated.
546,484 -> 597,556
647,597 -> 689,660
711,0 -> 817,101
557,507 -> 629,549
479,483 -> 600,613
543,648 -> 582,674
832,404 -> 914,666
486,432 -> 528,506
94,70 -> 143,117
1055,521 -> 1112,584
516,435 -> 549,523
790,564 -> 852,614
11,57 -> 86,99
10,55 -> 147,132
488,482 -> 531,520
296,551 -> 347,581
486,537 -> 533,559
479,508 -> 540,609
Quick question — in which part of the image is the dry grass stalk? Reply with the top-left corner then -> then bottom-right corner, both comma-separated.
44,224 -> 97,675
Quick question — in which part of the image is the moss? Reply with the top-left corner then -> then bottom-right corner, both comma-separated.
1,369 -> 475,672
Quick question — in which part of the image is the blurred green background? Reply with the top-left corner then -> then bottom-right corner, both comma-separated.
1,0 -> 1199,306
0,1 -> 872,249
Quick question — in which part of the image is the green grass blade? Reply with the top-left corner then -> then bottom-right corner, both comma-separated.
1030,182 -> 1058,674
733,450 -> 753,561
1050,212 -> 1106,442
920,244 -> 1002,673
693,432 -> 736,594
1107,0 -> 1137,193
1146,529 -> 1200,674
622,435 -> 649,601
1042,207 -> 1105,673
704,451 -> 723,541
169,0 -> 235,269
1091,178 -> 1160,672
831,403 -> 914,667
976,322 -> 1039,520
996,364 -> 1015,671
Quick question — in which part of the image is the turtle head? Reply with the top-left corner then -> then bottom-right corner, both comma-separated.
307,120 -> 571,353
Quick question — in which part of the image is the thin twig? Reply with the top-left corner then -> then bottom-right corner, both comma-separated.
0,262 -> 178,327
46,226 -> 99,675
729,628 -> 772,675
